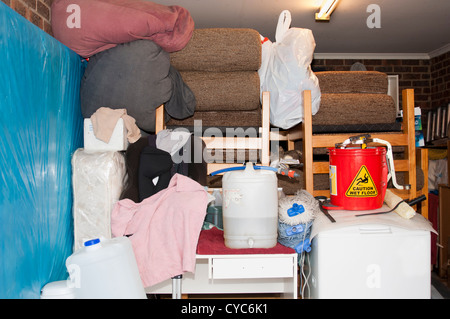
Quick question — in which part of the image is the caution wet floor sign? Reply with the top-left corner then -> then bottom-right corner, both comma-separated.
345,165 -> 378,197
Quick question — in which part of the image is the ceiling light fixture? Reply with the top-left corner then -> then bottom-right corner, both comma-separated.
315,0 -> 340,21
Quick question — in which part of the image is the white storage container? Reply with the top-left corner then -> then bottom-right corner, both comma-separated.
84,118 -> 128,152
222,163 -> 278,248
66,237 -> 147,299
308,223 -> 431,299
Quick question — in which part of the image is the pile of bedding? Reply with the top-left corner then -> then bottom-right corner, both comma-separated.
51,0 -> 196,132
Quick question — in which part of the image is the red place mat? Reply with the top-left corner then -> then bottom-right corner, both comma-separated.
196,227 -> 295,255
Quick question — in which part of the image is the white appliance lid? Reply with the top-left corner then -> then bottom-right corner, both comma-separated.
310,205 -> 437,239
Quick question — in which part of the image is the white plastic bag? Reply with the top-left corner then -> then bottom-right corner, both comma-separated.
259,10 -> 321,129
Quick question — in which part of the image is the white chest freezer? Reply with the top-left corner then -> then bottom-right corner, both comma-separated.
308,221 -> 431,299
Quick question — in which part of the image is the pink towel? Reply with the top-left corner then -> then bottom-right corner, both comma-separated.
111,174 -> 208,287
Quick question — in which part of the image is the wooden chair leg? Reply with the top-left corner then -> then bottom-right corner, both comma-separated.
402,89 -> 417,201
261,91 -> 271,166
287,124 -> 302,151
417,147 -> 429,219
155,104 -> 165,134
302,90 -> 314,195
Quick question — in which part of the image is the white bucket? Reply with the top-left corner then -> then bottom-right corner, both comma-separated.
65,237 -> 147,299
40,280 -> 75,299
222,163 -> 278,248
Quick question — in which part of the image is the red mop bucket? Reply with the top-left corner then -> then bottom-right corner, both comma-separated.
327,147 -> 388,211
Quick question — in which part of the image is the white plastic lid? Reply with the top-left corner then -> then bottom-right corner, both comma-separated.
41,280 -> 75,298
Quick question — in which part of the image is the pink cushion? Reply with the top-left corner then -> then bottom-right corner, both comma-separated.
51,0 -> 194,57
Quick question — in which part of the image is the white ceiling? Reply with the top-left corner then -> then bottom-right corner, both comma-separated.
155,0 -> 450,55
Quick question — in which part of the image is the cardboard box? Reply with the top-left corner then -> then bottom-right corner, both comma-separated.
84,118 -> 128,152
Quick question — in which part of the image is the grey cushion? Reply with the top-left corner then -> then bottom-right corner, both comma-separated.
80,39 -> 195,132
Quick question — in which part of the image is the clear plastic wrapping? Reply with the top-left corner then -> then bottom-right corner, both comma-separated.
72,150 -> 126,251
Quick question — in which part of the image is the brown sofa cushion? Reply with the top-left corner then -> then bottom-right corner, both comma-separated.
180,71 -> 260,112
167,109 -> 261,128
170,28 -> 261,72
316,71 -> 388,94
313,93 -> 397,126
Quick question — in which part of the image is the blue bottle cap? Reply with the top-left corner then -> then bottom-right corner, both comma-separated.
287,203 -> 305,217
285,224 -> 304,236
294,238 -> 311,254
84,238 -> 100,247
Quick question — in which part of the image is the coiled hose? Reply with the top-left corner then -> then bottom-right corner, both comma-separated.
210,164 -> 299,178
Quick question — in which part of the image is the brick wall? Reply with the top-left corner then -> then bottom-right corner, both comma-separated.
430,51 -> 450,109
312,55 -> 450,135
2,0 -> 53,35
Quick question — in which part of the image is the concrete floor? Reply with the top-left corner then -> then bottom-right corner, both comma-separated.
431,271 -> 450,299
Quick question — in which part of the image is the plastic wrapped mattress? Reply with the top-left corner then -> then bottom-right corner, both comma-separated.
0,3 -> 85,298
72,149 -> 126,251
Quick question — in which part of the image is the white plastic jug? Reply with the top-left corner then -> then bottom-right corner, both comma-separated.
222,163 -> 278,248
65,237 -> 147,299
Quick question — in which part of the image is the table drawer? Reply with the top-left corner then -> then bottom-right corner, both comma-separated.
212,257 -> 294,279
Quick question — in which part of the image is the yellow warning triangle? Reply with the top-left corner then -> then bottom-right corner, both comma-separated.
345,165 -> 378,197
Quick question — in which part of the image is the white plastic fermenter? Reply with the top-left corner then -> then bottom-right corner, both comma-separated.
222,162 -> 278,249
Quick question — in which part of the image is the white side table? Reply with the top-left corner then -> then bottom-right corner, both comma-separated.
146,253 -> 298,299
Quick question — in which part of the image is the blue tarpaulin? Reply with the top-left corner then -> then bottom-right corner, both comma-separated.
0,3 -> 85,298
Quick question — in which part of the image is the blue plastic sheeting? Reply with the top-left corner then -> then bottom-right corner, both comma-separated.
0,3 -> 85,298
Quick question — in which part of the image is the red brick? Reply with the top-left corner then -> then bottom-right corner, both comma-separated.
28,9 -> 43,28
374,66 -> 393,73
382,59 -> 402,66
394,66 -> 412,73
21,0 -> 36,10
325,59 -> 344,66
402,60 -> 420,66
43,20 -> 52,35
363,59 -> 383,66
12,0 -> 27,18
37,0 -> 49,21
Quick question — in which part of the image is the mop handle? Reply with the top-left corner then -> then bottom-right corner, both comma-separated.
370,137 -> 411,190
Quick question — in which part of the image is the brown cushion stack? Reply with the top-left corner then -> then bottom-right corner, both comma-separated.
313,71 -> 398,130
168,28 -> 262,127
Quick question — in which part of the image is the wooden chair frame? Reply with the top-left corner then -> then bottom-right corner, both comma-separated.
301,89 -> 429,218
154,91 -> 271,174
